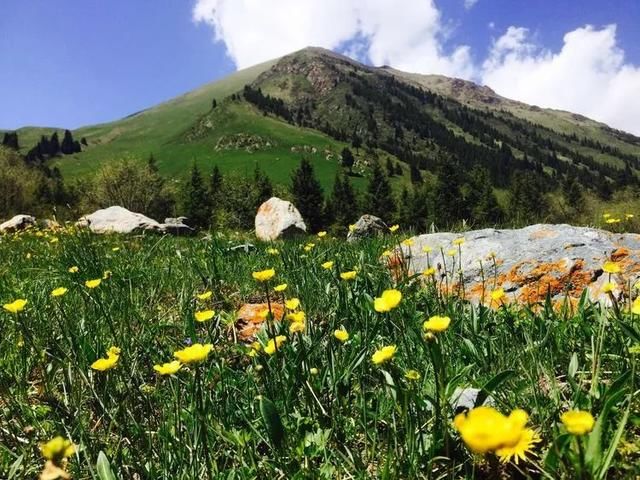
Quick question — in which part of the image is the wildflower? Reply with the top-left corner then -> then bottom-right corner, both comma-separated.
252,268 -> 275,282
389,224 -> 400,233
154,360 -> 182,375
423,267 -> 436,277
289,321 -> 305,334
602,281 -> 616,293
266,248 -> 279,255
68,266 -> 79,273
286,311 -> 306,323
274,283 -> 288,292
41,436 -> 75,462
3,299 -> 27,313
334,327 -> 349,342
606,218 -> 621,224
626,213 -> 634,219
250,341 -> 262,352
372,345 -> 396,365
348,224 -> 356,232
264,335 -> 287,355
454,407 -> 529,454
258,308 -> 270,320
453,237 -> 465,246
173,343 -> 213,364
423,315 -> 451,333
340,271 -> 357,281
304,244 -> 314,252
602,261 -> 621,274
561,410 -> 595,436
285,298 -> 300,310
496,428 -> 541,464
603,213 -> 611,219
422,246 -> 433,253
102,270 -> 112,280
405,370 -> 421,381
447,249 -> 457,257
112,247 -> 120,252
491,288 -> 505,302
85,278 -> 101,289
195,310 -> 215,322
374,289 -> 402,312
321,260 -> 334,269
401,238 -> 414,247
381,250 -> 393,257
91,347 -> 120,371
317,231 -> 327,238
49,237 -> 59,243
50,287 -> 69,298
196,291 -> 212,300
631,297 -> 640,315
310,367 -> 319,375
629,344 -> 640,354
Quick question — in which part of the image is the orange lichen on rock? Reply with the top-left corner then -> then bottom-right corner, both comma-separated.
235,302 -> 285,341
611,247 -> 630,261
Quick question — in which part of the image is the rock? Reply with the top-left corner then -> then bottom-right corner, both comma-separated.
78,206 -> 194,235
397,224 -> 640,306
39,219 -> 61,230
228,243 -> 256,253
235,303 -> 285,341
0,215 -> 36,233
164,216 -> 188,225
255,197 -> 307,241
347,214 -> 387,242
450,387 -> 494,413
161,217 -> 195,236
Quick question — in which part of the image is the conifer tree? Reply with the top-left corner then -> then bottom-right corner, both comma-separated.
291,157 -> 325,232
209,165 -> 224,228
467,167 -> 503,225
341,147 -> 355,173
61,130 -> 75,154
328,172 -> 358,229
254,165 -> 273,208
433,158 -> 469,227
183,163 -> 210,228
365,160 -> 395,221
49,132 -> 60,156
386,158 -> 395,177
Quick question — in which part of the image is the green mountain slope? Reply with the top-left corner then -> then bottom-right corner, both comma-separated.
5,47 -> 640,196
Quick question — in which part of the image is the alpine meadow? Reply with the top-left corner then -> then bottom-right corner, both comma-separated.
1,3 -> 640,479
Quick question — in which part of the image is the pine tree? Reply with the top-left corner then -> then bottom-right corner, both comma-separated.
509,171 -> 547,224
61,130 -> 75,154
2,132 -> 19,150
409,183 -> 432,233
209,165 -> 224,228
467,167 -> 503,225
386,158 -> 395,177
341,147 -> 355,173
397,186 -> 412,226
254,165 -> 273,208
352,134 -> 362,153
49,132 -> 60,156
328,172 -> 358,229
433,159 -> 469,227
183,163 -> 210,228
291,157 -> 325,232
365,160 -> 395,221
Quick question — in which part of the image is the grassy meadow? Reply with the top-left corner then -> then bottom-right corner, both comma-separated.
0,226 -> 639,479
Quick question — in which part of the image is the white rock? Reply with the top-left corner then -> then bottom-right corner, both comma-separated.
0,215 -> 36,233
255,197 -> 306,241
78,206 -> 162,234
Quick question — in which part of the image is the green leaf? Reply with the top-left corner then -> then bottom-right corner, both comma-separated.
585,387 -> 627,471
259,395 -> 285,449
474,370 -> 516,407
96,451 -> 117,480
7,454 -> 23,480
597,396 -> 631,480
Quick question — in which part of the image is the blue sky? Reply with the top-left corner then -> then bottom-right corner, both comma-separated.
1,0 -> 639,134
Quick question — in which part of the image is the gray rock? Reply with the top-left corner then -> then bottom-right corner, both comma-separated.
255,197 -> 306,241
164,216 -> 189,225
0,215 -> 36,233
450,387 -> 494,413
161,217 -> 195,236
398,223 -> 640,305
78,206 -> 193,235
347,214 -> 387,242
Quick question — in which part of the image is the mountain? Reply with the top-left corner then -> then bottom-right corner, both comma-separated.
5,46 -> 640,197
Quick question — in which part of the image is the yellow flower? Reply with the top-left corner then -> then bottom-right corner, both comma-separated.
423,315 -> 451,333
348,224 -> 356,232
252,268 -> 275,282
340,271 -> 357,281
423,267 -> 436,277
154,360 -> 182,375
561,410 -> 595,436
41,436 -> 75,461
603,213 -> 612,218
401,238 -> 414,247
446,249 -> 457,257
266,248 -> 279,255
286,311 -> 306,323
632,297 -> 640,315
602,261 -> 621,274
453,237 -> 465,246
68,266 -> 79,273
258,308 -> 270,320
102,270 -> 112,280
625,213 -> 634,219
304,244 -> 314,252
321,260 -> 334,270
289,321 -> 305,334
496,428 -> 541,464
3,299 -> 27,313
195,310 -> 215,322
285,298 -> 300,310
317,231 -> 327,238
373,289 -> 402,312
602,281 -> 616,293
85,279 -> 101,289
371,345 -> 397,365
250,341 -> 262,352
310,367 -> 319,375
51,287 -> 68,298
389,224 -> 400,233
405,370 -> 421,381
91,348 -> 120,371
196,291 -> 212,300
112,247 -> 120,252
173,343 -> 213,364
334,327 -> 349,342
454,407 -> 529,454
491,288 -> 505,302
274,283 -> 288,292
381,250 -> 393,257
422,246 -> 433,253
264,335 -> 287,355
606,218 -> 621,224
49,237 -> 59,243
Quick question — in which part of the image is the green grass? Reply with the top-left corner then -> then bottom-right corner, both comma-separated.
1,227 -> 638,479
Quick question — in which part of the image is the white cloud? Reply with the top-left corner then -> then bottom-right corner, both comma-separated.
192,0 -> 473,78
193,1 -> 640,135
481,25 -> 640,135
464,0 -> 479,10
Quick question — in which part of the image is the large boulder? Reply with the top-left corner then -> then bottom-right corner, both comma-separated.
255,197 -> 306,241
347,214 -> 387,242
0,215 -> 36,233
396,223 -> 640,306
161,217 -> 195,236
78,206 -> 194,235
